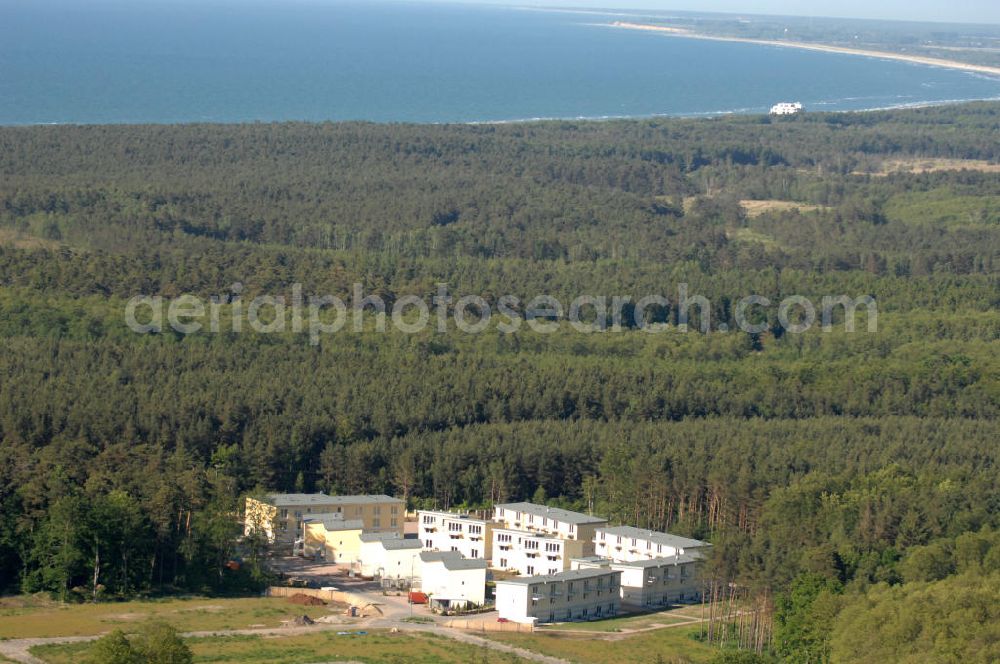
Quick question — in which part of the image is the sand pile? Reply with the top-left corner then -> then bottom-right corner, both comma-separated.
286,593 -> 327,606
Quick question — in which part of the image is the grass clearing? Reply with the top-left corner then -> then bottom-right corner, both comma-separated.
0,595 -> 341,639
884,189 -> 999,226
486,624 -> 715,663
31,630 -> 527,664
0,228 -> 63,251
739,199 -> 827,217
725,227 -> 782,249
539,608 -> 697,632
858,158 -> 1000,176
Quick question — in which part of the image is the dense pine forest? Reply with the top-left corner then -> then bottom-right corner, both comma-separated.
0,103 -> 998,662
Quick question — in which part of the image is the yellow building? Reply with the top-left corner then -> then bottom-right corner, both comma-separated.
303,516 -> 364,563
244,493 -> 404,547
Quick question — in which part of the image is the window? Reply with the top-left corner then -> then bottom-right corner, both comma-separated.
657,544 -> 663,554
448,522 -> 462,532
471,549 -> 479,558
499,558 -> 507,568
391,505 -> 399,514
525,540 -> 539,550
374,506 -> 381,515
527,566 -> 535,575
451,546 -> 459,552
279,509 -> 288,519
373,517 -> 380,528
422,515 -> 435,525
391,518 -> 397,527
469,525 -> 482,535
545,542 -> 560,553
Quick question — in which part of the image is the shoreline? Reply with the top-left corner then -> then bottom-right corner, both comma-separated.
5,94 -> 1000,128
611,22 -> 1000,79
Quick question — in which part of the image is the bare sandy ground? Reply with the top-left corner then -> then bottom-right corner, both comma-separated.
611,22 -> 1000,78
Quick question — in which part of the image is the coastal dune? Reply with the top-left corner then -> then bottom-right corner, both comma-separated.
611,22 -> 1000,78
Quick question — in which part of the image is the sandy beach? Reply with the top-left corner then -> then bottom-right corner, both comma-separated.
612,22 -> 1000,78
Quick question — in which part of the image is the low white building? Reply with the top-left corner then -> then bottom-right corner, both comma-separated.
770,101 -> 803,116
418,551 -> 488,610
594,526 -> 710,562
494,502 -> 607,556
417,510 -> 492,561
495,568 -> 621,625
492,527 -> 572,576
358,533 -> 422,581
572,555 -> 703,609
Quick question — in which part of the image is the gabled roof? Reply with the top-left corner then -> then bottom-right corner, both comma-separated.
495,502 -> 607,526
264,493 -> 403,507
302,515 -> 364,531
596,525 -> 709,550
359,532 -> 421,550
420,551 -> 488,571
416,509 -> 488,524
611,554 -> 702,569
496,567 -> 620,586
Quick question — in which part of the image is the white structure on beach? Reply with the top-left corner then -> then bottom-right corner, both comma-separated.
495,568 -> 622,624
417,510 -> 492,561
418,551 -> 488,610
358,533 -> 422,580
593,526 -> 710,562
770,101 -> 803,116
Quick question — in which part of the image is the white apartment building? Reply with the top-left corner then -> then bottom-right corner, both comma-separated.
573,554 -> 703,608
492,527 -> 572,576
594,526 -> 710,562
417,510 -> 492,561
358,533 -> 422,580
494,502 -> 607,556
495,568 -> 622,624
418,551 -> 488,610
